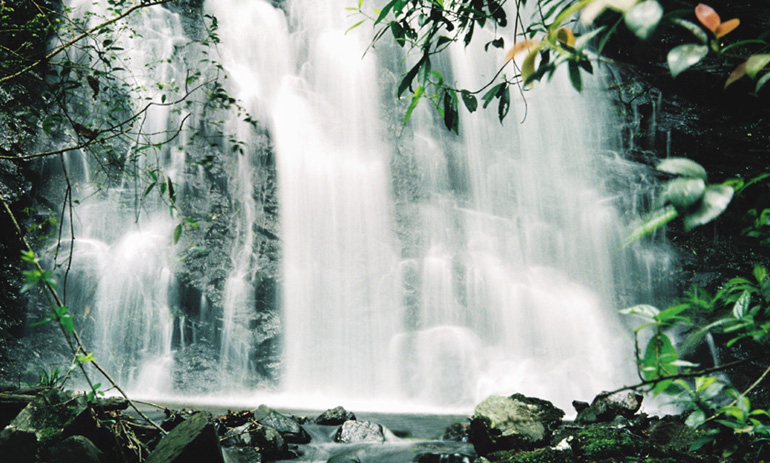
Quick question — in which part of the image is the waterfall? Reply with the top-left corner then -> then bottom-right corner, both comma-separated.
44,0 -> 669,411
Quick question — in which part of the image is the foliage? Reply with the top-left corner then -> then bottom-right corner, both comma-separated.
622,264 -> 770,457
624,157 -> 734,244
352,1 -> 768,133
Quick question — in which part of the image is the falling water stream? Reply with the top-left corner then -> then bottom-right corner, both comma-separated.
50,0 -> 670,414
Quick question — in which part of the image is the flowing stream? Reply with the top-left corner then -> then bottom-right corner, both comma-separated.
50,0 -> 670,413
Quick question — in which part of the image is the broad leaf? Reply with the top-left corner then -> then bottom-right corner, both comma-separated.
504,39 -> 541,63
714,18 -> 739,38
725,61 -> 748,89
642,333 -> 679,381
667,44 -> 709,78
683,185 -> 734,231
694,3 -> 720,32
620,304 -> 660,320
746,54 -> 770,79
756,73 -> 770,93
403,85 -> 424,124
624,0 -> 663,40
662,177 -> 706,210
174,223 -> 183,244
568,61 -> 582,92
685,410 -> 707,429
671,19 -> 709,45
656,157 -> 708,180
461,91 -> 477,113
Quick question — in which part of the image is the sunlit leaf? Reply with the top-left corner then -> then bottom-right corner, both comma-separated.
403,85 -> 424,125
667,44 -> 709,78
683,185 -> 734,231
661,177 -> 706,210
695,3 -> 720,32
624,0 -> 663,40
686,410 -> 707,429
671,18 -> 709,44
521,47 -> 541,85
732,290 -> 751,319
624,205 -> 679,245
656,157 -> 708,180
345,19 -> 365,35
714,18 -> 739,38
620,304 -> 660,320
642,333 -> 678,381
746,54 -> 770,79
504,39 -> 541,63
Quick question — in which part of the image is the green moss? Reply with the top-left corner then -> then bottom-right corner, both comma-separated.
572,427 -> 649,461
486,448 -> 575,463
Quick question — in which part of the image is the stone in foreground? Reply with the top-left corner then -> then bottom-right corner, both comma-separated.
146,411 -> 224,463
469,393 -> 564,455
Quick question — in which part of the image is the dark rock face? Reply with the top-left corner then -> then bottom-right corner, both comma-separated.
46,435 -> 104,463
575,391 -> 643,424
222,421 -> 285,460
253,404 -> 310,444
442,422 -> 469,442
315,406 -> 356,425
146,411 -> 224,463
469,393 -> 565,456
334,420 -> 386,443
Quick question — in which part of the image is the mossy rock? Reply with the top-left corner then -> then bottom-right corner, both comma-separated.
486,448 -> 575,463
571,427 -> 651,461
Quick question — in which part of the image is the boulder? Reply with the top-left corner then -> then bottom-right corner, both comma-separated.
334,420 -> 385,443
469,393 -> 565,455
146,411 -> 224,463
315,406 -> 356,425
442,422 -> 469,442
575,391 -> 643,424
253,404 -> 310,444
0,388 -> 91,461
222,421 -> 285,460
45,435 -> 103,463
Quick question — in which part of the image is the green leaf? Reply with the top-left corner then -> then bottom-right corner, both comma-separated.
624,205 -> 679,245
661,177 -> 706,210
568,60 -> 582,92
620,304 -> 660,320
686,410 -> 707,429
398,57 -> 424,97
671,18 -> 709,44
642,333 -> 678,381
461,91 -> 477,113
756,73 -> 770,93
656,157 -> 707,180
746,54 -> 770,79
497,85 -> 510,122
732,290 -> 751,319
375,1 -> 395,24
174,224 -> 182,244
403,85 -> 424,125
683,185 -> 734,231
443,90 -> 459,134
345,19 -> 365,35
482,83 -> 504,108
667,44 -> 709,78
624,0 -> 663,40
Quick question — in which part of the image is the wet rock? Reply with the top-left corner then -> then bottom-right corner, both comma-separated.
417,452 -> 474,463
334,420 -> 385,443
485,447 -> 574,463
469,393 -> 565,456
222,446 -> 263,463
575,391 -> 643,424
146,411 -> 224,463
253,404 -> 310,444
223,421 -> 285,460
442,422 -> 469,442
46,435 -> 104,463
0,388 -> 90,460
315,406 -> 356,425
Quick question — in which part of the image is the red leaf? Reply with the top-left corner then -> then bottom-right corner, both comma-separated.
695,4 -> 720,32
715,18 -> 740,38
724,61 -> 748,89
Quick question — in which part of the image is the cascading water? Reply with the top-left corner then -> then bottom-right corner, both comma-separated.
44,0 -> 671,411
